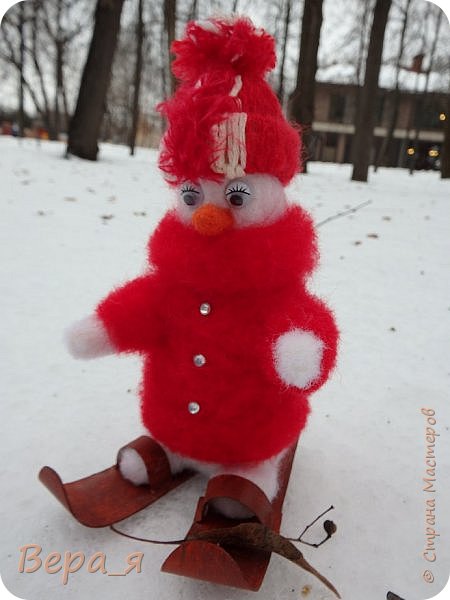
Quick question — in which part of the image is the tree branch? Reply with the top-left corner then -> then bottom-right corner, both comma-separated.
316,199 -> 373,228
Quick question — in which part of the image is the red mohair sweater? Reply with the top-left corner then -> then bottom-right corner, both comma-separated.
97,206 -> 338,464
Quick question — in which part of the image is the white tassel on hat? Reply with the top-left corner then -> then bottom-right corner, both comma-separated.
211,75 -> 247,179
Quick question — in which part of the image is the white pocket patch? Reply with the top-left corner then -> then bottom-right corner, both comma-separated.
273,329 -> 324,389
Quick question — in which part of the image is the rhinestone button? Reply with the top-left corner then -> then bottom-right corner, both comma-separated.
199,302 -> 211,316
193,354 -> 206,367
188,402 -> 200,414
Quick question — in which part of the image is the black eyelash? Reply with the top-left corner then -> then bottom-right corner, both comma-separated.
181,185 -> 200,194
226,185 -> 250,195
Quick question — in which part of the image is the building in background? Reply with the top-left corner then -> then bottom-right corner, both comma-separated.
312,82 -> 447,169
2,80 -> 447,171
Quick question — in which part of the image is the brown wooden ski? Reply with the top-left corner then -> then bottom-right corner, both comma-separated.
161,442 -> 297,591
39,436 -> 195,528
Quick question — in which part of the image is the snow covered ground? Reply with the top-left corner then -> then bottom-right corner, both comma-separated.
1,136 -> 449,600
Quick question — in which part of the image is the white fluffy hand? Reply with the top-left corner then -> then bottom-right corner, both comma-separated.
64,314 -> 116,359
273,329 -> 324,389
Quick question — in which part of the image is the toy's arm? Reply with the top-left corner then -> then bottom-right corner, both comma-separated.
273,294 -> 338,391
65,314 -> 115,359
66,275 -> 161,359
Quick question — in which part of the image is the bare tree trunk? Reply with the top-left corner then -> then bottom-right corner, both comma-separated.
188,0 -> 198,21
351,1 -> 372,164
60,66 -> 70,132
409,8 -> 443,174
355,0 -> 371,86
441,94 -> 450,178
52,0 -> 63,140
18,1 -> 25,138
67,0 -> 124,161
351,0 -> 392,182
374,0 -> 411,171
401,4 -> 429,169
129,0 -> 144,156
288,0 -> 323,172
164,0 -> 176,96
160,21 -> 168,100
1,14 -> 43,119
54,41 -> 63,138
277,0 -> 292,104
30,1 -> 52,133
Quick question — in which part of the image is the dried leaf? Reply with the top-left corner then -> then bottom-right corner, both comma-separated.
387,592 -> 405,600
188,523 -> 340,598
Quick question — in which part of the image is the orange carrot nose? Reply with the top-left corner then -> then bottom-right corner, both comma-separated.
192,204 -> 234,236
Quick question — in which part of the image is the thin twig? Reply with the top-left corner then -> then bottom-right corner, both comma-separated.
287,505 -> 335,547
296,531 -> 333,548
110,523 -> 185,545
297,505 -> 334,539
316,200 -> 372,228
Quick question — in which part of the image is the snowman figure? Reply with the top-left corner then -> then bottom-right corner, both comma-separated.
66,17 -> 338,518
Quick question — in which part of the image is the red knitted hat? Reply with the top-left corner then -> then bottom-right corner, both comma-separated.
157,17 -> 302,186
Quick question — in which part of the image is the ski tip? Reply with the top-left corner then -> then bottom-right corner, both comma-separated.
38,466 -> 70,510
38,465 -> 63,487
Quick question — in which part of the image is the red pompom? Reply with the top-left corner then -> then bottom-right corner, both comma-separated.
171,17 -> 276,83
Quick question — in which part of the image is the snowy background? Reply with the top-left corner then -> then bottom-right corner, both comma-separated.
1,136 -> 449,600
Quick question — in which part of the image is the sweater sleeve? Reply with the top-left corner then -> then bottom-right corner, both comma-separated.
96,274 -> 162,353
295,292 -> 339,393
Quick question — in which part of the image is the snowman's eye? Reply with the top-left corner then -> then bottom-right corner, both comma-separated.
180,183 -> 202,207
225,181 -> 251,208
